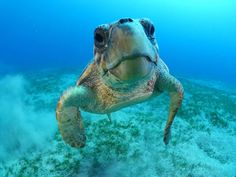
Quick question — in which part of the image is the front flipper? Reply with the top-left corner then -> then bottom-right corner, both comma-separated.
155,69 -> 184,145
56,86 -> 93,148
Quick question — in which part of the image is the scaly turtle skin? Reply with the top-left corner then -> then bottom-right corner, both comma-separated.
56,18 -> 184,148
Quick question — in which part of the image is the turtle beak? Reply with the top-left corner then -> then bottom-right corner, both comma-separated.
104,19 -> 158,72
108,54 -> 154,81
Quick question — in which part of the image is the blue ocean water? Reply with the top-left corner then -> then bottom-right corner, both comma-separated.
0,0 -> 236,84
0,0 -> 236,176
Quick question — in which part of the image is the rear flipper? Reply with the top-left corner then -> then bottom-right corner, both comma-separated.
107,113 -> 112,122
155,67 -> 184,145
56,86 -> 93,147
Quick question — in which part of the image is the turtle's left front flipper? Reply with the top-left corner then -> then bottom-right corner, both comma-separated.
155,70 -> 184,145
56,86 -> 94,148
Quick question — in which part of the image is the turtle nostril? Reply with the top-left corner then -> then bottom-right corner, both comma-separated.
128,18 -> 133,22
119,19 -> 126,24
119,18 -> 133,24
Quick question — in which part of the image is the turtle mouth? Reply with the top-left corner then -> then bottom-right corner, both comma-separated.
106,53 -> 156,70
106,54 -> 156,81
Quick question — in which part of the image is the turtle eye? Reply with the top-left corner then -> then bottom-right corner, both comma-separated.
140,19 -> 155,38
149,24 -> 155,36
94,25 -> 109,49
95,33 -> 104,43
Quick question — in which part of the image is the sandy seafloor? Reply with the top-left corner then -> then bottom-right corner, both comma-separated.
0,68 -> 236,177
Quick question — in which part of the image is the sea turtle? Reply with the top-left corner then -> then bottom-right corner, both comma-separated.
56,18 -> 184,148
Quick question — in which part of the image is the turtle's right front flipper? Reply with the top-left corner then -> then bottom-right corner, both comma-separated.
56,86 -> 93,148
154,60 -> 184,145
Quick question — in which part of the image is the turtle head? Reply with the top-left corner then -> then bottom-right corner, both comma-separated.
94,18 -> 159,83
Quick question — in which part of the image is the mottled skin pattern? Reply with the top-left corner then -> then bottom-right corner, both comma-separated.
56,18 -> 184,148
